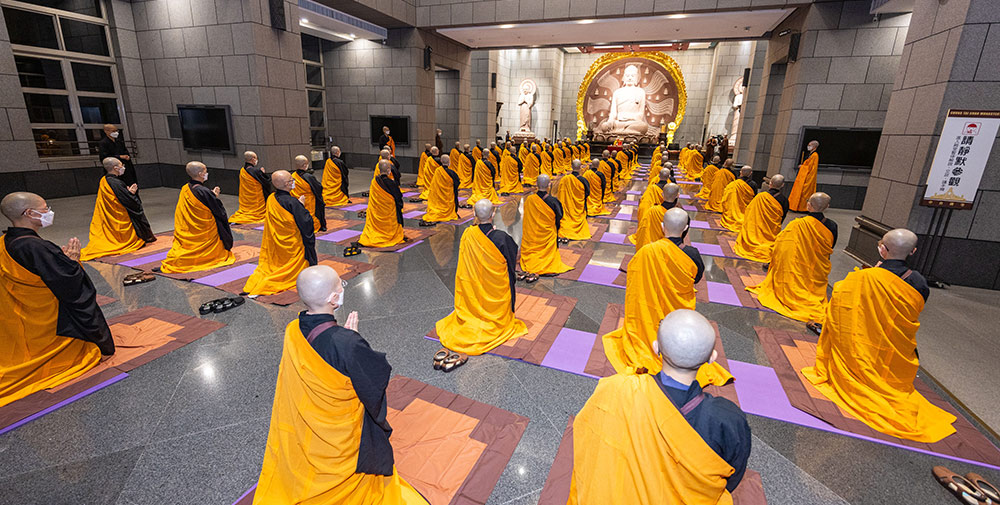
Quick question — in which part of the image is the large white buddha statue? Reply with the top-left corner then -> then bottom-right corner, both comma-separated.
595,64 -> 649,136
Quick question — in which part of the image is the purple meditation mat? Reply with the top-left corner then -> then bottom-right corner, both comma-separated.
619,199 -> 638,206
339,203 -> 368,212
402,191 -> 418,197
402,210 -> 426,219
538,328 -> 601,378
193,263 -> 259,287
318,229 -> 362,242
118,250 -> 169,268
0,373 -> 128,436
597,232 -> 628,245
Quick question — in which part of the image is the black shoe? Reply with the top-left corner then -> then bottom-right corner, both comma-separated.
151,266 -> 161,273
418,220 -> 435,227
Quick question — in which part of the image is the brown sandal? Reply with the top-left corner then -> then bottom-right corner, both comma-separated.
525,273 -> 539,283
123,272 -> 155,286
933,466 -> 988,504
967,473 -> 1000,503
442,353 -> 468,372
432,348 -> 449,370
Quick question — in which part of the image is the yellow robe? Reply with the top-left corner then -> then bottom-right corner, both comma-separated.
423,166 -> 459,223
583,170 -> 610,216
687,151 -> 705,179
80,177 -> 146,261
695,165 -> 718,199
161,185 -> 235,274
358,179 -> 404,248
472,145 -> 482,160
469,160 -> 502,205
321,158 -> 351,207
416,152 -> 430,188
632,204 -> 668,251
243,195 -> 310,295
705,169 -> 734,213
801,267 -> 957,443
598,161 -> 616,202
788,152 -> 818,212
554,175 -> 592,240
0,237 -> 101,408
540,151 -> 554,177
570,373 -> 735,505
499,152 -> 524,194
553,148 -> 566,175
253,320 -> 427,505
418,158 -> 441,201
747,216 -> 833,323
615,151 -> 630,180
733,192 -> 785,263
719,179 -> 756,232
436,227 -> 527,355
230,166 -> 269,223
678,148 -> 689,175
519,193 -> 572,275
292,172 -> 323,232
522,152 -> 540,186
603,238 -> 697,374
627,183 -> 665,245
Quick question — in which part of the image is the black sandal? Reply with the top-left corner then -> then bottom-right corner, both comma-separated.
516,270 -> 528,282
525,273 -> 539,283
433,348 -> 449,370
199,298 -> 224,315
418,220 -> 436,227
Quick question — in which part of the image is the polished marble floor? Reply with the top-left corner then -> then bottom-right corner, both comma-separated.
2,164 -> 999,505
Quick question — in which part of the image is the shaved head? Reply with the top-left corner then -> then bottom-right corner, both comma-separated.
808,140 -> 819,151
740,166 -> 752,177
881,228 -> 918,260
424,143 -> 431,149
440,154 -> 450,166
378,159 -> 392,173
380,149 -> 390,159
298,265 -> 342,312
602,150 -> 610,158
769,174 -> 785,189
455,141 -> 461,147
1,191 -> 44,224
537,174 -> 551,190
244,151 -> 257,163
474,199 -> 494,223
431,146 -> 439,155
331,146 -> 341,156
590,159 -> 601,171
659,168 -> 670,181
571,159 -> 581,172
665,162 -> 673,169
294,155 -> 309,170
662,206 -> 688,237
712,156 -> 721,164
185,161 -> 207,179
103,157 -> 123,172
807,192 -> 831,212
271,170 -> 292,191
464,144 -> 470,150
663,183 -> 680,202
657,309 -> 716,369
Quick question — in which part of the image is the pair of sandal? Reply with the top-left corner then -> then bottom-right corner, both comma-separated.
934,466 -> 999,504
432,348 -> 468,372
408,198 -> 424,203
806,321 -> 823,336
418,220 -> 437,227
459,204 -> 473,209
356,210 -> 367,218
557,237 -> 570,245
123,272 -> 155,286
344,241 -> 362,257
516,270 -> 539,283
198,296 -> 245,315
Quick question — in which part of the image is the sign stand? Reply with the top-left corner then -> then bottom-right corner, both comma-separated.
913,205 -> 954,289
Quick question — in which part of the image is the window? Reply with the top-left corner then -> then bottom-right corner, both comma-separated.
301,34 -> 326,149
4,0 -> 125,158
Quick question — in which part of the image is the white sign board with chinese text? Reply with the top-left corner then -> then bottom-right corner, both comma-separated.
922,109 -> 1000,209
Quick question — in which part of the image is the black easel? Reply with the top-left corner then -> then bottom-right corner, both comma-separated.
913,206 -> 953,289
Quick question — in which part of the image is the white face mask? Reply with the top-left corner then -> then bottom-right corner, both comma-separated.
109,131 -> 119,139
288,180 -> 295,191
30,209 -> 55,228
202,172 -> 209,182
116,166 -> 126,176
327,288 -> 344,309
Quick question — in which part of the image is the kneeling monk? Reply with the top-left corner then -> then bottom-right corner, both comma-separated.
571,309 -> 751,504
519,174 -> 571,276
554,159 -> 591,241
719,166 -> 758,232
253,265 -> 428,504
583,160 -> 610,216
230,151 -> 271,224
733,174 -> 789,262
417,147 -> 442,201
704,159 -> 735,212
321,146 -> 351,207
293,155 -> 327,232
632,183 -> 680,251
628,168 -> 672,245
801,229 -> 955,442
435,199 -> 527,355
694,157 -> 720,199
359,160 -> 404,248
161,162 -> 235,274
469,153 -> 502,204
1,192 -> 115,408
603,208 -> 705,374
80,157 -> 155,261
243,171 -> 318,296
498,146 -> 524,195
422,154 -> 459,224
747,192 -> 836,323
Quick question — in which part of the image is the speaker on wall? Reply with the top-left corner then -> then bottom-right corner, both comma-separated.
268,0 -> 286,30
423,46 -> 432,70
491,72 -> 497,89
788,33 -> 801,62
742,67 -> 751,88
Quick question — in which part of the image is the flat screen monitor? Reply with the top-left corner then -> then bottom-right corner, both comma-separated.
370,116 -> 410,147
178,105 -> 235,154
799,127 -> 881,170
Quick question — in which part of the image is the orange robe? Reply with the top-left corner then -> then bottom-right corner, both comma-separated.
469,160 -> 502,205
733,191 -> 785,263
555,175 -> 591,241
418,157 -> 441,201
243,194 -> 312,296
435,227 -> 527,355
358,178 -> 404,248
423,166 -> 459,223
602,238 -> 697,374
519,193 -> 572,275
788,152 -> 818,212
598,161 -> 616,202
252,320 -> 427,505
161,185 -> 235,273
583,170 -> 610,216
627,183 -> 665,245
540,151 -> 554,177
522,152 -> 541,186
801,267 -> 957,443
632,204 -> 669,251
695,165 -> 718,199
416,152 -> 430,188
747,216 -> 833,323
321,158 -> 351,207
292,172 -> 323,232
705,169 -> 735,212
686,151 -> 705,179
230,166 -> 269,223
570,373 -> 736,505
80,177 -> 147,260
718,179 -> 756,232
498,152 -> 524,194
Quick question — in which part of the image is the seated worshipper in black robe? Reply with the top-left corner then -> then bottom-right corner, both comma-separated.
292,154 -> 327,232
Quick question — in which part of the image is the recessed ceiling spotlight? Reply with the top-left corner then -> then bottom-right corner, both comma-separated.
666,14 -> 688,19
500,24 -> 515,29
577,19 -> 595,24
300,18 -> 307,23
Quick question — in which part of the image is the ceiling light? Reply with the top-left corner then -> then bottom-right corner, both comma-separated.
499,24 -> 515,29
577,19 -> 595,24
300,17 -> 308,23
349,33 -> 356,38
595,45 -> 623,49
666,14 -> 688,19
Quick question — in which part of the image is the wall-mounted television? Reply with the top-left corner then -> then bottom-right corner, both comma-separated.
370,116 -> 410,147
178,105 -> 236,154
799,127 -> 881,170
